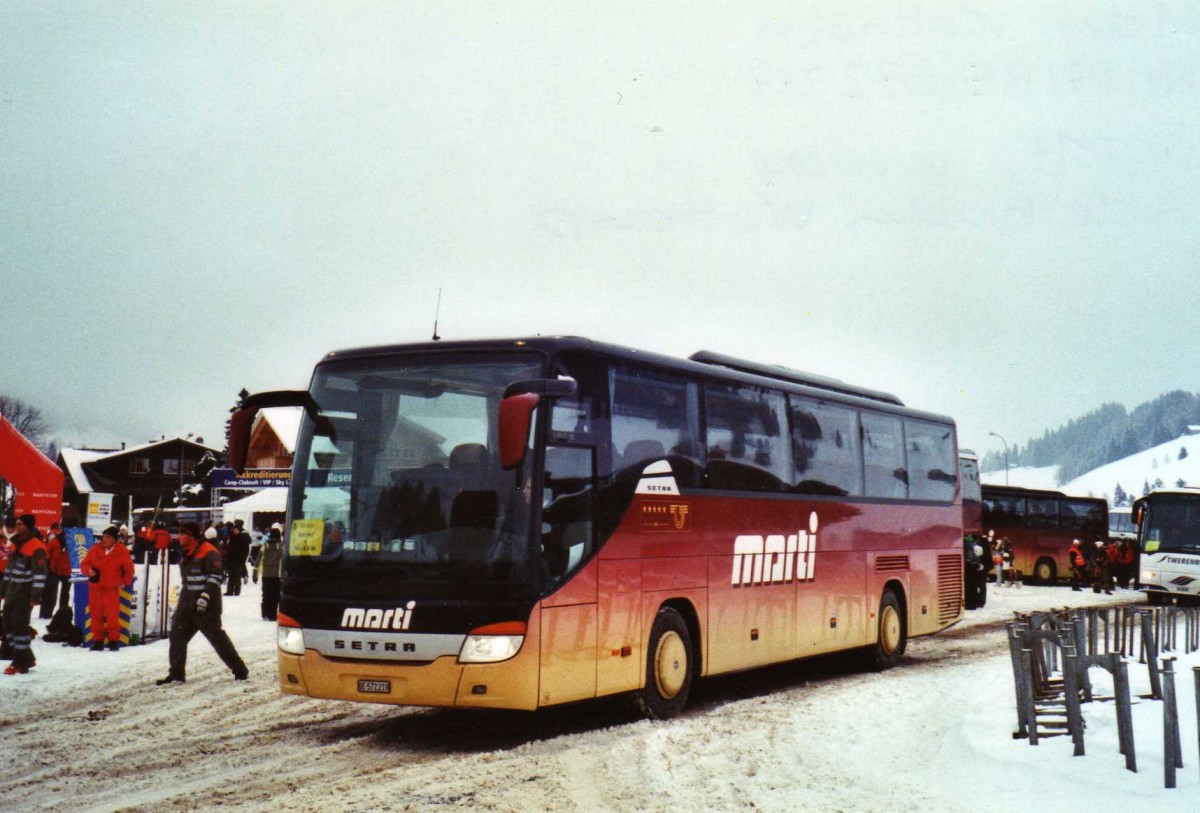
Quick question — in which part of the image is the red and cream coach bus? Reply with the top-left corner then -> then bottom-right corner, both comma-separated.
228,338 -> 965,718
980,484 -> 1107,584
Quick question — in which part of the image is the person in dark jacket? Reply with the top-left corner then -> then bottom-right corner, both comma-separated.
155,522 -> 248,684
3,515 -> 47,675
224,522 -> 251,597
254,527 -> 283,620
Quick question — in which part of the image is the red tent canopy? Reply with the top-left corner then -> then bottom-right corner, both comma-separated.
0,415 -> 63,530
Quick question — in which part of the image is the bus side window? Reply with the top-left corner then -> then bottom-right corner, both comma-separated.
904,418 -> 956,502
1026,497 -> 1058,529
790,396 -> 862,496
703,383 -> 791,492
609,364 -> 702,487
862,412 -> 906,499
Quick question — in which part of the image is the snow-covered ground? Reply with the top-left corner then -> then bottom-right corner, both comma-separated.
1,583 -> 1196,812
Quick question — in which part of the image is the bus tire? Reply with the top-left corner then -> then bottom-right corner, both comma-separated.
867,588 -> 906,671
635,606 -> 694,720
1033,558 -> 1057,585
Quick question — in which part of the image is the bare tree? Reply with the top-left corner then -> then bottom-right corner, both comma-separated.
0,395 -> 51,448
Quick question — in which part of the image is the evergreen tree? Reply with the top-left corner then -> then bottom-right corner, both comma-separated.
1143,479 -> 1151,496
1153,478 -> 1164,490
223,388 -> 252,451
1177,479 -> 1188,488
1113,483 -> 1127,507
1180,446 -> 1189,460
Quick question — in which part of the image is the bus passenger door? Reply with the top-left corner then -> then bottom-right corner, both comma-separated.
538,444 -> 599,706
540,583 -> 598,706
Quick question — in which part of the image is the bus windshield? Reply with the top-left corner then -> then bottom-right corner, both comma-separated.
1142,496 -> 1200,556
286,352 -> 545,601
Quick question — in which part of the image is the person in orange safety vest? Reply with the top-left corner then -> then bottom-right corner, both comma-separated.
81,526 -> 135,651
1068,538 -> 1089,592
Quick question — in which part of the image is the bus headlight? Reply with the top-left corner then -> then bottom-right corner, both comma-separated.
458,621 -> 526,663
1142,570 -> 1158,582
278,627 -> 306,656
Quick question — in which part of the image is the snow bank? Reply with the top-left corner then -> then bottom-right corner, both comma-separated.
1,584 -> 1196,812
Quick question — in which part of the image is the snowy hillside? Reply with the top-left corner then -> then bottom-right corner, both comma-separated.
980,464 -> 1061,490
981,432 -> 1200,505
1062,433 -> 1200,503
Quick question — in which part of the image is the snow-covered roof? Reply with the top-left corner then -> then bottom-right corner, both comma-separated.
258,407 -> 302,454
94,436 -> 221,460
58,448 -> 107,492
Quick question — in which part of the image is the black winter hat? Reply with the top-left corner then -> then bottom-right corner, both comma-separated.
268,528 -> 282,542
102,526 -> 119,539
18,514 -> 37,532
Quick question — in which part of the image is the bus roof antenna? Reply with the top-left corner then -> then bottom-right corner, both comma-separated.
432,288 -> 442,341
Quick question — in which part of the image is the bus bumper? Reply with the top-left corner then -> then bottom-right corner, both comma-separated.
278,644 -> 541,710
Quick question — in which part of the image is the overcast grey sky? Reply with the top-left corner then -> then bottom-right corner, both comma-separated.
2,3 -> 1197,460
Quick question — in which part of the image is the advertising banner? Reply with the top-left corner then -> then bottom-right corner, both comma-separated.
210,468 -> 292,489
85,493 -> 114,530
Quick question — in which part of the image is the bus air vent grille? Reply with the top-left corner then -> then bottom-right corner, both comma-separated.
936,554 -> 963,624
876,555 -> 910,573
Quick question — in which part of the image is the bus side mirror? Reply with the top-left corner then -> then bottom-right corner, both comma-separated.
497,377 -> 578,470
226,389 -> 317,475
227,406 -> 258,475
1131,504 -> 1144,527
499,394 -> 539,469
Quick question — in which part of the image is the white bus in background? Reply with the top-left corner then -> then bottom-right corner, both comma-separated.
1108,506 -> 1136,543
1132,489 -> 1200,605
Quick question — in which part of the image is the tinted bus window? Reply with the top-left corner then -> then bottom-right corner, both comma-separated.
1060,499 -> 1103,535
1026,497 -> 1058,529
790,397 -> 862,496
982,494 -> 1025,527
904,418 -> 956,502
610,365 -> 702,485
862,412 -> 906,499
704,384 -> 791,492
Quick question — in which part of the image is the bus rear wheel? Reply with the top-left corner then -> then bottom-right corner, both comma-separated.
866,589 -> 906,671
1033,558 -> 1057,585
635,607 -> 694,720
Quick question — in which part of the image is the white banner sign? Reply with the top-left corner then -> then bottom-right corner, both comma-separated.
85,492 -> 114,530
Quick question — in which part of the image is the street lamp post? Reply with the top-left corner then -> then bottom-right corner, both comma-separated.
988,431 -> 1009,486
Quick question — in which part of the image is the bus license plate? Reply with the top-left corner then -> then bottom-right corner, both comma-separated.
358,679 -> 391,694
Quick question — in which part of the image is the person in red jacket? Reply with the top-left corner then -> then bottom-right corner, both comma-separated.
40,523 -> 72,619
1108,539 -> 1135,589
1068,539 -> 1089,592
81,526 -> 135,651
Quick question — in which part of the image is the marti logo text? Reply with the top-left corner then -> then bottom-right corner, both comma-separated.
731,511 -> 818,587
341,601 -> 416,630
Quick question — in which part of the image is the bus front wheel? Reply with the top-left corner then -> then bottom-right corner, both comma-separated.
866,589 -> 906,671
1033,558 -> 1057,585
636,607 -> 694,720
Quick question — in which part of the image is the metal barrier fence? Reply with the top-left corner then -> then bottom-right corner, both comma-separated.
1007,605 -> 1200,788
